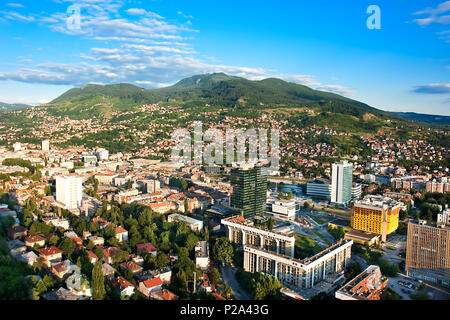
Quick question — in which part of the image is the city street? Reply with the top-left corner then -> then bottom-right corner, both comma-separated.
220,265 -> 252,300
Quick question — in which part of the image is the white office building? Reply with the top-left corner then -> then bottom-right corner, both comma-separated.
271,199 -> 296,219
56,175 -> 83,210
331,161 -> 353,206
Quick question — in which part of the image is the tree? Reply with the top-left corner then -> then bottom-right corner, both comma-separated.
212,237 -> 233,264
92,260 -> 106,300
208,268 -> 220,285
345,262 -> 362,280
22,208 -> 34,228
112,250 -> 129,264
44,185 -> 52,196
222,284 -> 233,299
59,238 -> 76,259
155,251 -> 169,269
267,218 -> 274,231
303,202 -> 310,210
0,215 -> 15,232
204,226 -> 209,243
286,191 -> 294,200
182,198 -> 188,215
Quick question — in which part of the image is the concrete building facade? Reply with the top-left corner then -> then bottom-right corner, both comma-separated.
55,175 -> 83,210
243,239 -> 353,296
406,220 -> 450,288
222,215 -> 295,258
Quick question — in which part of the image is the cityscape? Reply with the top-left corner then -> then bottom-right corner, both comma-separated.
0,0 -> 449,307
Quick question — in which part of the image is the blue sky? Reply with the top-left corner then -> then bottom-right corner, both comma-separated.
0,0 -> 449,115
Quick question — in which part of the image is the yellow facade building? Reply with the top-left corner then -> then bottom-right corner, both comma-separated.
350,196 -> 401,243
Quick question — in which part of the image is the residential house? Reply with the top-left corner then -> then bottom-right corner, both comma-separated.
51,259 -> 80,280
87,251 -> 98,264
110,276 -> 135,297
7,225 -> 27,240
38,246 -> 63,267
138,277 -> 163,298
130,254 -> 144,267
151,289 -> 179,301
103,247 -> 119,264
119,261 -> 143,276
88,236 -> 104,246
8,239 -> 26,256
102,263 -> 116,280
136,242 -> 157,256
45,287 -> 80,300
115,226 -> 128,242
16,251 -> 38,266
25,235 -> 46,248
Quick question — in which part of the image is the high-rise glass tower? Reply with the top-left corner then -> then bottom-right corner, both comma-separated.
331,160 -> 353,206
230,163 -> 267,220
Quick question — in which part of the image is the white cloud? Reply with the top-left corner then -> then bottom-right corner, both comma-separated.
412,1 -> 450,26
1,10 -> 34,21
0,0 -> 355,99
125,8 -> 164,19
6,3 -> 24,8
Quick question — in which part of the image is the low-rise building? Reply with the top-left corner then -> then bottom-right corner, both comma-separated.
195,241 -> 210,270
38,246 -> 63,267
110,276 -> 135,297
138,277 -> 163,298
270,199 -> 296,219
25,235 -> 46,248
168,213 -> 203,232
335,265 -> 388,300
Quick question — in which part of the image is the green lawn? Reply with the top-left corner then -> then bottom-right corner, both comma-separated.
294,234 -> 323,260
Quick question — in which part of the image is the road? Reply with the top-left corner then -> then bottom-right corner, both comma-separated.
220,265 -> 253,300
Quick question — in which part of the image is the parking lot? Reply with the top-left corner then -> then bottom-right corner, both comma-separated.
388,274 -> 450,300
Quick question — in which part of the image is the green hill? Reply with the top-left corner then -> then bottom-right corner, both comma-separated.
46,73 -> 390,120
0,102 -> 31,111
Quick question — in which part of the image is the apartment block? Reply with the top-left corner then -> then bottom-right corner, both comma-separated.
406,220 -> 450,288
335,265 -> 388,300
222,215 -> 295,258
243,239 -> 353,299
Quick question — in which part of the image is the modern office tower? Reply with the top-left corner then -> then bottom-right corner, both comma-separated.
42,140 -> 50,152
222,215 -> 295,258
406,220 -> 450,288
335,265 -> 388,300
331,160 -> 353,206
56,175 -> 83,210
350,195 -> 401,242
243,239 -> 353,300
230,163 -> 267,220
